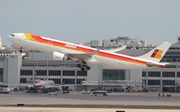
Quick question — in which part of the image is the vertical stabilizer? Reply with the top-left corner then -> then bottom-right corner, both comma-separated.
138,42 -> 171,63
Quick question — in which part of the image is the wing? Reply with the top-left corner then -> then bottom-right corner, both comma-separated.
61,45 -> 126,61
66,49 -> 99,61
44,85 -> 61,90
20,83 -> 34,87
0,83 -> 34,88
105,45 -> 127,52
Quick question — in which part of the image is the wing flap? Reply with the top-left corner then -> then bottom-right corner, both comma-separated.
67,49 -> 99,60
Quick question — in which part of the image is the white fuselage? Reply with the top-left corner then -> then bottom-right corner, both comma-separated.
34,80 -> 55,89
7,33 -> 164,69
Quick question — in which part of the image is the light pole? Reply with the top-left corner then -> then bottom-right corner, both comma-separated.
46,56 -> 49,80
33,63 -> 37,81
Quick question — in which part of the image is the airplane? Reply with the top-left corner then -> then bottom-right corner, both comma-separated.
0,79 -> 61,93
23,79 -> 61,93
7,33 -> 171,71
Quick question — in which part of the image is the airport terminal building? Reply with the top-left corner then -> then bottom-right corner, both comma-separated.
1,36 -> 180,92
0,50 -> 143,91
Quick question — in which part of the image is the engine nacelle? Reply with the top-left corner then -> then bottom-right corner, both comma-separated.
53,52 -> 68,61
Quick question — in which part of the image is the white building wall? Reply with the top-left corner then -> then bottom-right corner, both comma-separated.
102,39 -> 117,47
0,61 -> 4,68
129,69 -> 142,80
4,55 -> 22,84
84,41 -> 91,47
125,70 -> 130,80
90,40 -> 99,46
3,57 -> 8,83
29,52 -> 52,60
87,64 -> 102,81
142,68 -> 180,92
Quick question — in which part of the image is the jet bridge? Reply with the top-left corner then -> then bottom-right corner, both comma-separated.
82,80 -> 142,92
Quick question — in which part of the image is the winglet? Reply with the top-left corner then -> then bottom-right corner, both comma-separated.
138,42 -> 171,63
105,45 -> 127,52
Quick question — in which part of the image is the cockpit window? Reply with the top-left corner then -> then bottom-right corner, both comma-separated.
10,34 -> 15,37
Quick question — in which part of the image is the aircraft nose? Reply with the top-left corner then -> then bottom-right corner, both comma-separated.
7,34 -> 15,41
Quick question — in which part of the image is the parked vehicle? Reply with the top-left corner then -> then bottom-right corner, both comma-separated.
107,88 -> 112,93
86,90 -> 91,94
113,88 -> 123,92
82,90 -> 91,94
82,90 -> 86,94
13,88 -> 18,92
90,91 -> 108,96
47,92 -> 58,95
62,90 -> 69,94
0,88 -> 10,94
142,88 -> 149,92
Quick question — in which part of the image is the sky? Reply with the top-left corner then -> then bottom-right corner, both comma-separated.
0,0 -> 180,46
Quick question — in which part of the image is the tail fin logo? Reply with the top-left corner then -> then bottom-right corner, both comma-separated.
150,49 -> 163,59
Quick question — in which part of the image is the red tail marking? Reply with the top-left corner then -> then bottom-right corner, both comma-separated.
151,49 -> 159,58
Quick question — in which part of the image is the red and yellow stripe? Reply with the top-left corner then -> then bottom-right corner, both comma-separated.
150,49 -> 163,59
24,33 -> 164,68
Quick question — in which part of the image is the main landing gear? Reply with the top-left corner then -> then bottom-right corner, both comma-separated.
19,47 -> 23,53
77,60 -> 91,71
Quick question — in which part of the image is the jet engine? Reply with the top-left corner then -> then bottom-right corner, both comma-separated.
53,52 -> 69,61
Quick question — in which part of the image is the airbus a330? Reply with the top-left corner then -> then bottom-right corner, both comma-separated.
7,33 -> 171,71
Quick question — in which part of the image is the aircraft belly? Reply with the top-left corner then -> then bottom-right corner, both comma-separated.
10,39 -> 23,47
